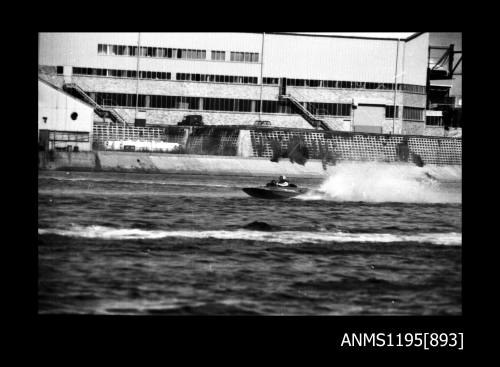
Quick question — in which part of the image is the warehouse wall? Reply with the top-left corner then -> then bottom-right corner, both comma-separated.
39,32 -> 428,86
402,33 -> 429,86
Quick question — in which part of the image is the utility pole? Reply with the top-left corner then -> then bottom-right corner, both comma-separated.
351,98 -> 355,132
259,32 -> 265,121
392,38 -> 400,134
135,32 -> 141,123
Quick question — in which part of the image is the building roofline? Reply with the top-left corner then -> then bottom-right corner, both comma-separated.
262,32 -> 423,42
404,32 -> 426,42
38,76 -> 95,109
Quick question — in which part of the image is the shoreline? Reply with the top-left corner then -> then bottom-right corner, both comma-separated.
38,151 -> 462,181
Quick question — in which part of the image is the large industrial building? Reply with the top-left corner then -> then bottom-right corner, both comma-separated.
39,32 -> 432,137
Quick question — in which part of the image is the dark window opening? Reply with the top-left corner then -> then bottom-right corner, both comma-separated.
385,106 -> 399,118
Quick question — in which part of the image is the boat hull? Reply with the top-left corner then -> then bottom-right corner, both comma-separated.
242,187 -> 308,199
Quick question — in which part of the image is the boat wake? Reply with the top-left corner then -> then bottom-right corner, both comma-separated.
298,162 -> 461,204
38,224 -> 461,246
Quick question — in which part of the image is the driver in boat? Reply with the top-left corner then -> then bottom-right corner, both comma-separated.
276,175 -> 289,187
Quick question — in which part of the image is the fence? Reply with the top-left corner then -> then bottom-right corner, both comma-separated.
90,124 -> 461,165
249,129 -> 462,166
92,124 -> 240,155
92,124 -> 186,151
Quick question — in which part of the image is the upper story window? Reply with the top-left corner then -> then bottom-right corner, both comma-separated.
385,106 -> 399,118
263,77 -> 279,85
97,44 -> 207,60
211,50 -> 225,61
403,107 -> 424,121
230,51 -> 259,63
73,66 -> 170,80
426,115 -> 443,126
97,44 -> 108,55
178,49 -> 206,60
176,72 -> 257,85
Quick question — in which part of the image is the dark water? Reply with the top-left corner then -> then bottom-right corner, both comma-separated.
38,167 -> 461,315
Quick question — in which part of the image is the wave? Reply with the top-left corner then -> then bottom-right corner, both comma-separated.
38,224 -> 461,245
39,176 -> 235,189
299,162 -> 461,204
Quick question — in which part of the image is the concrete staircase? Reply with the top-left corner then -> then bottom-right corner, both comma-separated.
63,83 -> 128,125
279,93 -> 330,130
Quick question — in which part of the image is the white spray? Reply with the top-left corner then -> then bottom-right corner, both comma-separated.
302,162 -> 461,204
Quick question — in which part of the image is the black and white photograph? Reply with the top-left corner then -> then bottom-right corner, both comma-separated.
37,32 -> 462,318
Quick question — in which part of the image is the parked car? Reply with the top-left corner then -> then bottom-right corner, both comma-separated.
254,120 -> 272,127
177,115 -> 204,126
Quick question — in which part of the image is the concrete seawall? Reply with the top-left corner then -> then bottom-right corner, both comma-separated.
38,151 -> 97,171
38,151 -> 462,180
39,151 -> 335,177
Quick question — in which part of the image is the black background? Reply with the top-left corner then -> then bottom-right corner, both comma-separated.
7,8 -> 485,358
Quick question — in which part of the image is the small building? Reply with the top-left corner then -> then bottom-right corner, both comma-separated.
38,78 -> 94,151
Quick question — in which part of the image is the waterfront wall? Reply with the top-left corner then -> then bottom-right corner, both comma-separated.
91,125 -> 462,166
38,150 -> 462,180
246,128 -> 461,166
38,151 -> 97,171
38,151 -> 334,177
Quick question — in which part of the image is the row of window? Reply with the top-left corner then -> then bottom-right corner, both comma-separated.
401,84 -> 426,93
89,92 -> 424,120
59,65 -> 425,93
230,52 -> 259,63
265,77 -> 426,93
403,107 -> 424,121
73,67 -> 171,80
425,116 -> 443,126
211,51 -> 225,61
90,92 -> 353,116
98,44 -> 259,63
48,131 -> 90,142
98,44 -> 207,60
72,66 -> 258,85
306,102 -> 352,116
176,73 -> 258,84
386,106 -> 425,120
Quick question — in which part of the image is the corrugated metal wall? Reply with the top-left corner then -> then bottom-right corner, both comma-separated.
39,33 -> 428,86
263,33 -> 402,82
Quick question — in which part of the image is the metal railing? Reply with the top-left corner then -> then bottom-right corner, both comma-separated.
279,92 -> 330,130
63,83 -> 128,125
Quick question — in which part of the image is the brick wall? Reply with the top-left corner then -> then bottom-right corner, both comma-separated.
322,117 -> 352,131
423,126 -> 445,137
247,128 -> 462,165
113,107 -> 315,129
71,75 -> 426,106
382,118 -> 403,134
89,124 -> 461,165
113,108 -> 355,131
402,121 -> 425,135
